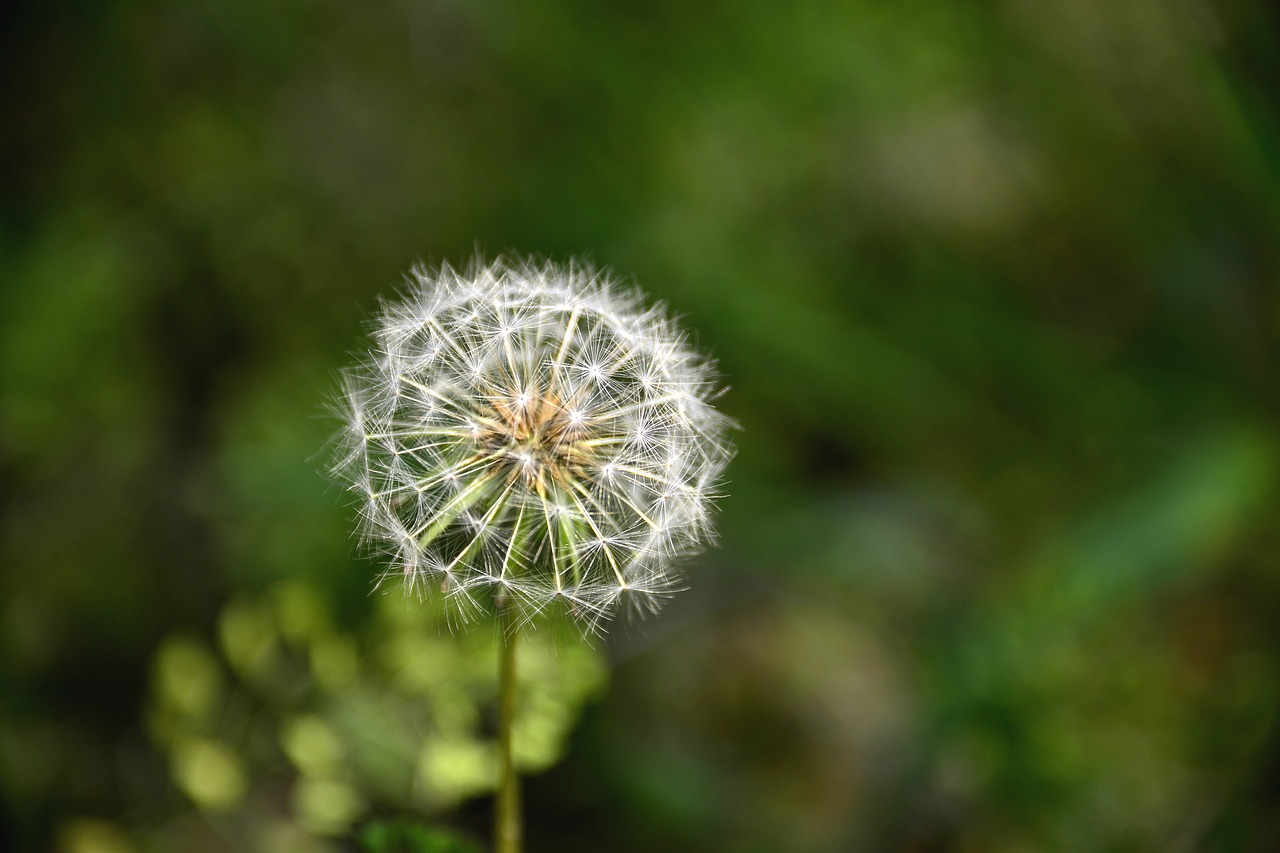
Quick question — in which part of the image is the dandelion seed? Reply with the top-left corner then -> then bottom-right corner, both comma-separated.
332,257 -> 733,634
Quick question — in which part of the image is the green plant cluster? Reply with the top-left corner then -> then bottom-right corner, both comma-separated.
143,581 -> 604,850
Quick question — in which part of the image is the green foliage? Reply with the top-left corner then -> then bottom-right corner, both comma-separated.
358,819 -> 481,853
144,581 -> 605,845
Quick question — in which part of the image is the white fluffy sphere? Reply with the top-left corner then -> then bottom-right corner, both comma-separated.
333,259 -> 733,632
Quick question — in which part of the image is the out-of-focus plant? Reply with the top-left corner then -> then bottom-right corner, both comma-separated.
330,258 -> 734,850
144,579 -> 606,850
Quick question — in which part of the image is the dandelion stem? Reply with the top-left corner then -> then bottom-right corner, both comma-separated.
495,601 -> 522,853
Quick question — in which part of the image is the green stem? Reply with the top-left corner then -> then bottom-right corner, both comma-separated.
495,600 -> 522,853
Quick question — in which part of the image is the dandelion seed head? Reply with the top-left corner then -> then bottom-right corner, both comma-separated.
332,258 -> 733,633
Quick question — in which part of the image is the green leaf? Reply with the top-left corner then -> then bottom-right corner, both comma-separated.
358,818 -> 482,853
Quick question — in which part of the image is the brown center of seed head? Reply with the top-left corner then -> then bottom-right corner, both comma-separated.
483,387 -> 595,492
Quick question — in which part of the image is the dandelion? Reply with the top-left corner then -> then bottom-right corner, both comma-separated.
331,257 -> 732,852
333,257 -> 733,634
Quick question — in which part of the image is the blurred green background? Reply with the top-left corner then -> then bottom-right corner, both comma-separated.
3,1 -> 1280,851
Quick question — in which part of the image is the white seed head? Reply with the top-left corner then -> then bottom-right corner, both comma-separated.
332,258 -> 734,633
